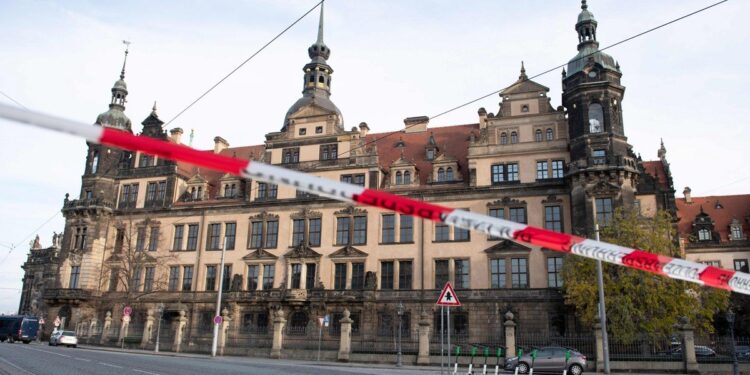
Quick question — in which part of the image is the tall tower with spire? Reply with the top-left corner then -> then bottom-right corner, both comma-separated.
562,1 -> 640,236
281,1 -> 344,135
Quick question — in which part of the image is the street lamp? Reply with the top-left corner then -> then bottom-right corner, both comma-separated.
154,303 -> 164,353
592,198 -> 611,374
397,302 -> 404,368
727,309 -> 738,375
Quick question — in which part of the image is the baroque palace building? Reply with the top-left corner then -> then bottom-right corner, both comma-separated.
20,2 -> 684,350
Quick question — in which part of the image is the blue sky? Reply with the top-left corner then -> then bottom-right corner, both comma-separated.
0,0 -> 748,313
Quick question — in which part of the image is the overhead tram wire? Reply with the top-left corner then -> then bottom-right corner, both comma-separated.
318,0 -> 729,165
163,0 -> 324,127
0,90 -> 28,110
0,210 -> 61,265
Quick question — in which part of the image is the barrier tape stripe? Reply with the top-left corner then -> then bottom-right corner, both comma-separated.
1,102 -> 748,295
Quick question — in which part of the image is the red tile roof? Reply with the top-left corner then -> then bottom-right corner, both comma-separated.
676,194 -> 750,242
642,160 -> 668,190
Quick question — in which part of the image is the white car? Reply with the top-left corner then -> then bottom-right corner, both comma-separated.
49,330 -> 77,348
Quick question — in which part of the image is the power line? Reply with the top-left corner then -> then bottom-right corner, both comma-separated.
0,90 -> 28,110
0,210 -> 61,265
323,0 -> 728,164
164,0 -> 323,127
703,175 -> 750,194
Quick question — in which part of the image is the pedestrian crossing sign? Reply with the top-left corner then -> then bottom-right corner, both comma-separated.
436,282 -> 461,306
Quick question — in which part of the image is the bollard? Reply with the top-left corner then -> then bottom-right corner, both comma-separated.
453,345 -> 461,375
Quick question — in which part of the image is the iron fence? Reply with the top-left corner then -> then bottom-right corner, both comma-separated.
516,333 -> 596,361
608,336 -> 680,362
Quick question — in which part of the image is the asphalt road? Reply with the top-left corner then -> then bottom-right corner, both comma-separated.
0,341 -> 442,375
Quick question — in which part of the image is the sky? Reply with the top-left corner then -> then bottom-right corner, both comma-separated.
0,0 -> 748,314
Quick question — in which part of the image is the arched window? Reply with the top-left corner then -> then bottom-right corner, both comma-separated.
191,187 -> 198,200
308,75 -> 315,83
500,132 -> 508,145
91,151 -> 99,174
588,103 -> 604,133
521,105 -> 529,113
437,168 -> 445,182
546,128 -> 554,141
404,171 -> 411,184
511,131 -> 518,144
318,75 -> 325,83
446,167 -> 454,181
698,229 -> 711,241
197,186 -> 203,200
288,311 -> 308,336
395,171 -> 403,185
534,129 -> 542,142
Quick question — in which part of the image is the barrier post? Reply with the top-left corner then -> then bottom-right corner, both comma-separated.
495,347 -> 503,375
513,348 -> 523,375
482,346 -> 489,375
453,345 -> 461,375
530,349 -> 537,375
468,346 -> 477,374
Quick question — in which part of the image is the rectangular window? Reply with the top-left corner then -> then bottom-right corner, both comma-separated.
703,260 -> 721,267
247,265 -> 259,291
507,163 -> 519,181
148,227 -> 159,251
145,182 -> 157,203
309,218 -> 321,246
351,263 -> 365,290
595,198 -> 614,226
509,207 -> 527,224
168,266 -> 180,291
263,265 -> 275,289
734,259 -> 749,273
435,223 -> 450,241
292,219 -> 305,246
109,268 -> 119,291
536,161 -> 549,180
186,224 -> 199,250
511,258 -> 528,288
305,263 -> 316,289
320,144 -> 338,160
225,223 -> 236,250
398,261 -> 412,290
490,258 -> 506,288
547,257 -> 564,288
135,227 -> 146,252
132,267 -> 142,292
173,225 -> 184,250
334,263 -> 347,290
69,266 -> 80,289
336,217 -> 350,245
282,148 -> 300,163
205,265 -> 217,291
341,174 -> 365,187
222,265 -> 232,292
144,267 -> 155,292
454,259 -> 469,289
491,164 -> 504,184
381,261 -> 394,290
207,223 -> 221,250
291,264 -> 302,289
551,160 -> 564,178
182,266 -> 194,291
156,181 -> 167,202
400,215 -> 413,243
257,183 -> 277,200
353,216 -> 367,245
250,221 -> 263,248
382,214 -> 395,243
488,208 -> 505,240
435,260 -> 449,289
265,220 -> 278,248
544,206 -> 563,232
454,223 -> 470,241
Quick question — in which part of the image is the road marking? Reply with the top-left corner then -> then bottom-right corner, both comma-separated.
74,357 -> 92,362
0,357 -> 38,375
21,346 -> 72,358
133,369 -> 161,375
98,362 -> 124,369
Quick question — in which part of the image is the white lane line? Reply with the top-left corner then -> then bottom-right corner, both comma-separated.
74,357 -> 92,362
98,362 -> 124,369
0,357 -> 38,375
21,346 -> 72,358
133,369 -> 161,375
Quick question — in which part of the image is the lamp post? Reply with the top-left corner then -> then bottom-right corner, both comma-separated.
154,303 -> 164,353
397,302 -> 404,367
592,199 -> 611,374
727,309 -> 738,375
211,237 -> 228,358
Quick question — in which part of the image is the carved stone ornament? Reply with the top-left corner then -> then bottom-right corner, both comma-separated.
487,197 -> 527,207
334,206 -> 367,216
249,211 -> 279,221
329,245 -> 368,258
242,248 -> 278,261
542,194 -> 563,204
284,244 -> 322,259
483,240 -> 532,253
69,252 -> 83,266
291,208 -> 322,219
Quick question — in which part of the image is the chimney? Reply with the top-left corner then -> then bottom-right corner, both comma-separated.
169,128 -> 184,144
404,116 -> 429,133
213,136 -> 229,154
683,186 -> 692,203
358,122 -> 370,137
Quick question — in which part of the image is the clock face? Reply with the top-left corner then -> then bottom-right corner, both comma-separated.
588,71 -> 597,78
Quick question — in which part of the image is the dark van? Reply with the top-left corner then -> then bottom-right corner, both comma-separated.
0,316 -> 39,343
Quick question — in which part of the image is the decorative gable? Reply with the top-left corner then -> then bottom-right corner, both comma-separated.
242,249 -> 278,261
483,240 -> 532,253
284,244 -> 322,259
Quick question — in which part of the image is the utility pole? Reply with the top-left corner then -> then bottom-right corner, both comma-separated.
211,237 -> 228,357
593,198 -> 610,374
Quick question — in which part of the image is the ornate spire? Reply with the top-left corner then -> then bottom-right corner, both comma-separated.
95,41 -> 133,131
307,1 -> 330,61
519,61 -> 528,80
120,40 -> 130,80
316,0 -> 325,45
151,101 -> 158,115
581,0 -> 588,10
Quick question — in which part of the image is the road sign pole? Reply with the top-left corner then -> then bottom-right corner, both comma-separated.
441,306 -> 445,375
447,306 -> 451,374
211,236 -> 228,358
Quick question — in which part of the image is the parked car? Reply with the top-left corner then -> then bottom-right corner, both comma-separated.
0,315 -> 39,343
735,345 -> 750,359
660,345 -> 717,357
49,330 -> 77,348
504,346 -> 586,375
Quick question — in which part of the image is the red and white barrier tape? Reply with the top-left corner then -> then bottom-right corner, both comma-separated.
2,102 -> 748,295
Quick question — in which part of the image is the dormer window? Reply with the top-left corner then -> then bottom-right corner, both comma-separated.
698,228 -> 711,241
730,219 -> 746,240
437,168 -> 445,182
392,169 -> 412,186
521,105 -> 529,113
535,129 -> 542,142
404,171 -> 411,184
426,148 -> 435,160
510,131 -> 518,144
500,133 -> 508,145
283,148 -> 300,164
395,172 -> 403,185
224,183 -> 237,198
446,167 -> 454,181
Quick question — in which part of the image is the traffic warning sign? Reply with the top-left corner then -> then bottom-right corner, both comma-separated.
436,282 -> 461,307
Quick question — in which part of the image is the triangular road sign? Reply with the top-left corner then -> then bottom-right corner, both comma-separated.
436,281 -> 461,306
